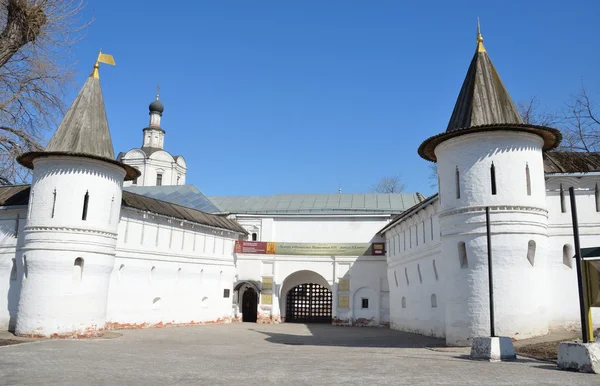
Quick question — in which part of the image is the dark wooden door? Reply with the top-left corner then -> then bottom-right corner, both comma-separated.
286,283 -> 332,323
242,288 -> 258,322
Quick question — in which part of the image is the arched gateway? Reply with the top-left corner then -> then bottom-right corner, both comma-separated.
281,270 -> 332,324
286,283 -> 332,323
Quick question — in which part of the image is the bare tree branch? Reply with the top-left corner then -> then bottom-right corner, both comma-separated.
371,175 -> 406,193
0,0 -> 89,185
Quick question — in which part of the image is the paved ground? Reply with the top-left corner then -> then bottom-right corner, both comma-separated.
0,323 -> 597,385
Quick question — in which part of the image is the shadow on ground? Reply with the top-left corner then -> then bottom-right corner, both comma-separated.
250,323 -> 446,348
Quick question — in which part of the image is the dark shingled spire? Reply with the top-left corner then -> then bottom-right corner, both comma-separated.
445,35 -> 523,131
45,76 -> 115,158
418,23 -> 561,162
17,56 -> 139,180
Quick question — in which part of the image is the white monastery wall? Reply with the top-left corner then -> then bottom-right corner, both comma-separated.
106,208 -> 238,327
545,175 -> 600,330
0,207 -> 27,331
386,200 -> 445,337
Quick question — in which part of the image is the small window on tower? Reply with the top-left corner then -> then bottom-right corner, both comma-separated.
526,163 -> 531,196
82,191 -> 89,221
251,233 -> 258,241
177,175 -> 181,185
560,183 -> 566,213
156,174 -> 163,186
490,162 -> 497,195
223,289 -> 230,298
455,167 -> 460,199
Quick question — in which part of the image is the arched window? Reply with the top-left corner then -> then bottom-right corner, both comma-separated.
455,167 -> 460,199
431,294 -> 437,308
490,163 -> 497,195
432,259 -> 439,281
150,266 -> 156,282
404,267 -> 409,286
563,244 -> 574,268
458,242 -> 468,268
10,258 -> 17,281
251,233 -> 258,241
526,163 -> 531,196
152,297 -> 161,309
82,191 -> 89,221
401,296 -> 406,309
560,183 -> 566,213
417,264 -> 423,284
527,240 -> 536,266
177,268 -> 182,282
73,258 -> 84,283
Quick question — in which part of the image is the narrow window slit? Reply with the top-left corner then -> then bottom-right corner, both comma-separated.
490,162 -> 497,195
455,167 -> 460,199
526,163 -> 531,196
51,188 -> 57,218
82,191 -> 89,220
109,195 -> 114,224
560,184 -> 566,213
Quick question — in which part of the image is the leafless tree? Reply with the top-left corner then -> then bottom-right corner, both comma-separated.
517,96 -> 557,127
559,87 -> 600,152
0,0 -> 89,185
371,175 -> 405,193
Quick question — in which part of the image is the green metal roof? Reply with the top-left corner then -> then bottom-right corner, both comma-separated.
209,193 -> 422,215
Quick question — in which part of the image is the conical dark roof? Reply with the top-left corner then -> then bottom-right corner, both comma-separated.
45,76 -> 115,158
418,29 -> 561,161
18,67 -> 139,180
445,40 -> 523,131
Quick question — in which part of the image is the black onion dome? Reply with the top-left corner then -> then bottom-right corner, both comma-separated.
149,99 -> 164,115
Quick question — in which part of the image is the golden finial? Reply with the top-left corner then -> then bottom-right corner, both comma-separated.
91,50 -> 116,79
476,18 -> 486,53
156,85 -> 160,100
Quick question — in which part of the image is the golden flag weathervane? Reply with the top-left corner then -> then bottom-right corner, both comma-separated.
91,50 -> 116,79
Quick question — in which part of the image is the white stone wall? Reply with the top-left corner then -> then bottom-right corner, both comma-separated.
545,175 -> 600,330
386,200 -> 444,337
0,207 -> 27,331
106,208 -> 239,327
0,202 -> 240,333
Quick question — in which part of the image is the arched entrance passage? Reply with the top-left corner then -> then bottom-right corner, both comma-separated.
242,288 -> 258,322
280,270 -> 332,324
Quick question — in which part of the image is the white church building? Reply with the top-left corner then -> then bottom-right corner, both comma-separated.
0,31 -> 599,346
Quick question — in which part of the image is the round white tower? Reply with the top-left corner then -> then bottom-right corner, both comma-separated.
418,28 -> 561,346
14,56 -> 139,337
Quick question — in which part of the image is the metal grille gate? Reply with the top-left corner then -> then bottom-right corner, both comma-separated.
286,283 -> 332,323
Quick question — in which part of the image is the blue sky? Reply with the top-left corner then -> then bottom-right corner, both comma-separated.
61,0 -> 599,197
